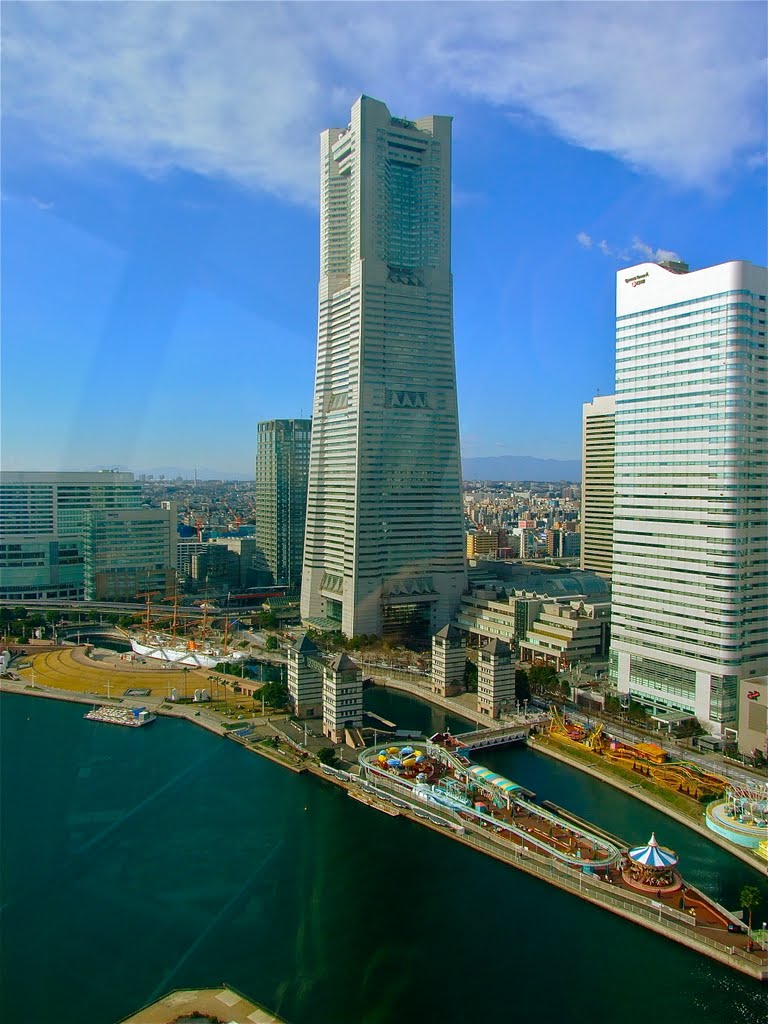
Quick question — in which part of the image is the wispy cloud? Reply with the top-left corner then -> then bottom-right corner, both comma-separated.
630,237 -> 680,264
2,2 -> 765,202
578,231 -> 681,265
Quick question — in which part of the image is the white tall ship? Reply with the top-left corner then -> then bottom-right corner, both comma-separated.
130,633 -> 247,669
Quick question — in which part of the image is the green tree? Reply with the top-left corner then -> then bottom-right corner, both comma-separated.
317,747 -> 339,767
627,700 -> 651,722
463,659 -> 478,692
739,885 -> 762,935
528,665 -> 560,694
13,606 -> 28,620
514,668 -> 531,702
264,635 -> 279,652
560,678 -> 571,698
259,679 -> 289,709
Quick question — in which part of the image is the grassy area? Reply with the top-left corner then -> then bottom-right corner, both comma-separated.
538,734 -> 706,822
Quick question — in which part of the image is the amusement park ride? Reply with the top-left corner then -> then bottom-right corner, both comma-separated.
547,706 -> 728,802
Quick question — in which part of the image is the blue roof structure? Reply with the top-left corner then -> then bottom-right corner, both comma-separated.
628,832 -> 678,868
467,764 -> 522,794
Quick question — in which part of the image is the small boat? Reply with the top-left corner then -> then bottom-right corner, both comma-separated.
84,705 -> 156,728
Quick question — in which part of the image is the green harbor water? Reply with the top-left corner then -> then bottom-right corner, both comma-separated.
1,688 -> 765,1024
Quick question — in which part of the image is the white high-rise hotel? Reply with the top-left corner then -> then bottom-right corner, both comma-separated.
301,96 -> 466,640
610,260 -> 768,734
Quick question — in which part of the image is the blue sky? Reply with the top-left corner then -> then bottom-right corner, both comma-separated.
2,1 -> 766,477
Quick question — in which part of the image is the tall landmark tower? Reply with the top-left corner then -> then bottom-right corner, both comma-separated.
609,260 -> 767,734
301,96 -> 466,640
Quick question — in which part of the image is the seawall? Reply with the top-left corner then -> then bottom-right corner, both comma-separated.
528,735 -> 767,874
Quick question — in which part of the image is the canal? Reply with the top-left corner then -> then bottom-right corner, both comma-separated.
0,687 -> 764,1024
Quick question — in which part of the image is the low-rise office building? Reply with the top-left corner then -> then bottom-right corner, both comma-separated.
519,600 -> 610,669
287,633 -> 324,719
287,633 -> 363,743
466,530 -> 501,560
83,505 -> 177,601
0,470 -> 144,600
477,638 -> 515,719
456,590 -> 543,648
431,623 -> 466,696
322,653 -> 363,744
547,529 -> 581,559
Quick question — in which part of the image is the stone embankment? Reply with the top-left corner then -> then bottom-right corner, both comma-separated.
529,735 -> 766,873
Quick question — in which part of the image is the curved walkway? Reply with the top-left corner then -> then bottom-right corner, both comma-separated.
530,735 -> 766,873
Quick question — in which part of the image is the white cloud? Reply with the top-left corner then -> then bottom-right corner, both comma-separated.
631,237 -> 681,264
2,2 -> 765,202
581,234 -> 682,264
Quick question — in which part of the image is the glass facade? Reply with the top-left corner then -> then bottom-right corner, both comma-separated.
255,419 -> 311,590
610,261 -> 768,732
0,472 -> 141,600
82,507 -> 176,601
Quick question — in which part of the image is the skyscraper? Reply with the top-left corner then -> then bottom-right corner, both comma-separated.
255,419 -> 311,590
301,95 -> 466,640
0,470 -> 142,600
609,260 -> 768,734
581,394 -> 616,580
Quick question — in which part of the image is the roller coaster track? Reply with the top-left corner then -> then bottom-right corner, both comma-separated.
602,747 -> 726,798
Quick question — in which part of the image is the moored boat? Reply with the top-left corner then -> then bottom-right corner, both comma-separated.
84,705 -> 156,727
130,633 -> 247,669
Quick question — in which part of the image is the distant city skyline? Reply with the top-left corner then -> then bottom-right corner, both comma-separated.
2,3 -> 766,473
30,454 -> 584,484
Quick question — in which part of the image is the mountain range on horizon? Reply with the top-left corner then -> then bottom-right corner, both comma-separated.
73,455 -> 581,483
461,455 -> 581,482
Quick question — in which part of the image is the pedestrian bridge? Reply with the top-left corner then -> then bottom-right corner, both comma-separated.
454,723 -> 530,751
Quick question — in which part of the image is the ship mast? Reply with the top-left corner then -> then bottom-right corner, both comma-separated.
135,590 -> 161,635
201,596 -> 209,644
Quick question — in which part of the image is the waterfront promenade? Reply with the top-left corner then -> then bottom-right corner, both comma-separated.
4,648 -> 766,983
529,734 -> 767,873
318,749 -> 768,982
364,669 -> 768,870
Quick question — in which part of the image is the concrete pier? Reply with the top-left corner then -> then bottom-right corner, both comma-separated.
118,985 -> 286,1023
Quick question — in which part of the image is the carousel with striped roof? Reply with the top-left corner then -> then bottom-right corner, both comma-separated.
621,832 -> 682,895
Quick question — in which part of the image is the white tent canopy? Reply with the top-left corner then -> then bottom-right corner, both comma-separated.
628,832 -> 678,868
